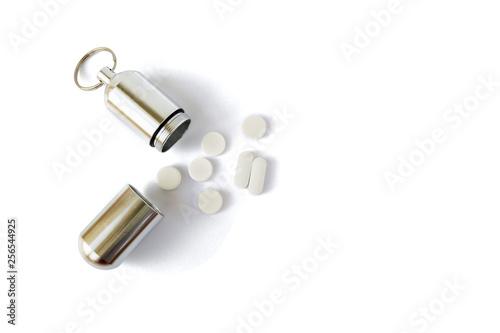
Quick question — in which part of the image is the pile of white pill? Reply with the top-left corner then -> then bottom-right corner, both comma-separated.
156,115 -> 269,215
235,152 -> 267,195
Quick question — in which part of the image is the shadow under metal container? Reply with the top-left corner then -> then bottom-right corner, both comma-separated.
79,185 -> 163,270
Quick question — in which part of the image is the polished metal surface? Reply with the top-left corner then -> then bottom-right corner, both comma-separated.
154,112 -> 191,152
98,67 -> 191,152
79,185 -> 164,270
74,47 -> 191,152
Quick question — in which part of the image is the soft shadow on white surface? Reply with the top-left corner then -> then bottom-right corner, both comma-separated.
122,70 -> 274,274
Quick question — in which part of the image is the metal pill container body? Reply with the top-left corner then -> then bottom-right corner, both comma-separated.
79,185 -> 163,270
97,67 -> 191,153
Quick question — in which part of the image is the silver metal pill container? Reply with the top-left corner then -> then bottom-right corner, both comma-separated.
78,185 -> 163,270
74,47 -> 191,153
97,67 -> 191,152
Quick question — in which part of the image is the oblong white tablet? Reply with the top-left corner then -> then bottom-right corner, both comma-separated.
198,189 -> 223,214
156,166 -> 182,190
248,157 -> 267,195
234,151 -> 254,188
202,132 -> 226,156
188,158 -> 213,182
242,115 -> 266,139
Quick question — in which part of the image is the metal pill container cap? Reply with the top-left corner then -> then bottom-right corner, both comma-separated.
79,185 -> 164,270
98,67 -> 191,153
74,47 -> 191,153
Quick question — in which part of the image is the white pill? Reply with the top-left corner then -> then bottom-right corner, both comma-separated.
234,151 -> 254,188
188,158 -> 213,182
248,157 -> 267,195
201,132 -> 226,156
156,166 -> 182,190
198,189 -> 223,214
242,115 -> 267,139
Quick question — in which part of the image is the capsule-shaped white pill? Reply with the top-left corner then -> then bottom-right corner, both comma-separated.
248,157 -> 267,195
234,151 -> 254,188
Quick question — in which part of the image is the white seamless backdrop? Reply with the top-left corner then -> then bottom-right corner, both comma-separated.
1,0 -> 500,332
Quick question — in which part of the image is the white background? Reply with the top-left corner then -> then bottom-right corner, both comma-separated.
1,0 -> 500,332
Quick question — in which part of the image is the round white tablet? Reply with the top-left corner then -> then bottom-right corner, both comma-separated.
188,158 -> 213,182
242,115 -> 267,139
156,166 -> 182,190
198,189 -> 223,214
201,132 -> 226,156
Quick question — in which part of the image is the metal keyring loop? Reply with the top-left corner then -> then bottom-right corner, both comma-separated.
74,47 -> 117,91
